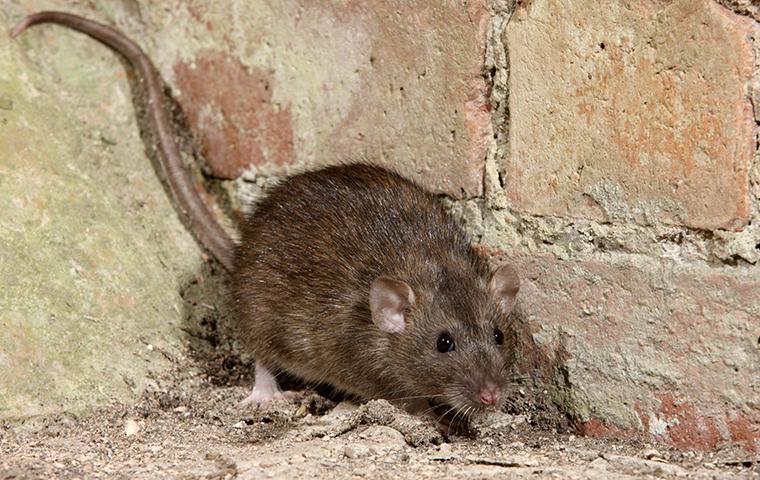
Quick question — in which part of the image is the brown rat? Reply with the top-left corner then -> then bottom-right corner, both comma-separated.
12,11 -> 521,425
233,163 -> 521,422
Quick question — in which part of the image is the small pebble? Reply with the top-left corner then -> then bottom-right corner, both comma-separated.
124,419 -> 139,436
343,446 -> 357,459
642,448 -> 661,459
430,443 -> 454,461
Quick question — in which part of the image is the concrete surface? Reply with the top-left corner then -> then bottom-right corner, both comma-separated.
3,382 -> 758,479
0,1 -> 205,419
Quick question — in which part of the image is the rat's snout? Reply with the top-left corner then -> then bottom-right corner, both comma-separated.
478,381 -> 501,406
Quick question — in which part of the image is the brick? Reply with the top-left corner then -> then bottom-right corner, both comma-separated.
501,253 -> 760,450
174,52 -> 296,179
504,0 -> 756,230
167,0 -> 491,197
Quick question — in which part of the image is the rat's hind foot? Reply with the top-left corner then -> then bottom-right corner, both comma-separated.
238,361 -> 301,408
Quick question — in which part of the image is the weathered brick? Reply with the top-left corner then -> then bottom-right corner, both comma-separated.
174,53 -> 295,179
505,0 -> 756,230
497,252 -> 760,450
166,0 -> 491,197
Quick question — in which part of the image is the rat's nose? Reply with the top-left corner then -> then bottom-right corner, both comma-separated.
478,382 -> 500,406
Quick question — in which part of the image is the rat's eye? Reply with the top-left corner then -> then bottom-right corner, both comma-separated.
436,332 -> 455,353
494,327 -> 504,345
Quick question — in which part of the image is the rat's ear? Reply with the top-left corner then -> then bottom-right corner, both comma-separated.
489,264 -> 520,313
370,277 -> 416,333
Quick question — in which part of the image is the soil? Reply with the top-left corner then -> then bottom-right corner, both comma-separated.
1,266 -> 758,480
1,348 -> 758,480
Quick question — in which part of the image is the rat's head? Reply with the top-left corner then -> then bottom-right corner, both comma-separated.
369,263 -> 520,420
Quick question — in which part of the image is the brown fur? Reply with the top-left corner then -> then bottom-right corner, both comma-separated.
233,164 -> 517,413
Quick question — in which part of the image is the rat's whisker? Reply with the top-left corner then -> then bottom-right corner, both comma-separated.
387,393 -> 445,402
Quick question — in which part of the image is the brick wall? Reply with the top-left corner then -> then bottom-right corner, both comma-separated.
491,0 -> 760,451
152,0 -> 759,451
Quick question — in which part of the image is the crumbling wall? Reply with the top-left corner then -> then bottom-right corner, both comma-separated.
483,0 -> 760,451
1,0 -> 757,450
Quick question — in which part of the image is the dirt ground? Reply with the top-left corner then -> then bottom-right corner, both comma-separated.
2,347 -> 758,480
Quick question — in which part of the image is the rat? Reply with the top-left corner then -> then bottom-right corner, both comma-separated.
12,11 -> 521,426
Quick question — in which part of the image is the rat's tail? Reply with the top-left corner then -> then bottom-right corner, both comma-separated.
12,11 -> 236,271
